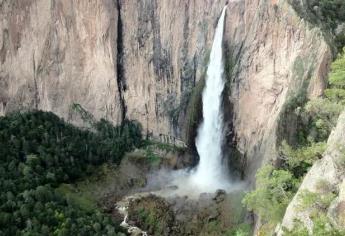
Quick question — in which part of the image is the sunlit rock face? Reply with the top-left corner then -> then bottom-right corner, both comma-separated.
0,0 -> 332,177
224,0 -> 332,177
0,0 -> 226,138
0,0 -> 122,124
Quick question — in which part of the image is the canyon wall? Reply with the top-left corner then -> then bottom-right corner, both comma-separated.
224,0 -> 332,176
0,0 -> 332,175
0,0 -> 226,141
0,0 -> 122,124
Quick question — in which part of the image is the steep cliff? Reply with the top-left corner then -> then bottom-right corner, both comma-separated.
0,0 -> 226,142
0,0 -> 122,124
0,0 -> 333,176
224,0 -> 332,177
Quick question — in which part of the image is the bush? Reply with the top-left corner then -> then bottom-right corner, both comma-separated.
225,223 -> 252,236
329,47 -> 345,88
303,98 -> 343,142
242,165 -> 299,223
286,213 -> 345,236
298,190 -> 336,213
285,186 -> 344,235
289,0 -> 345,32
283,220 -> 309,236
280,141 -> 326,177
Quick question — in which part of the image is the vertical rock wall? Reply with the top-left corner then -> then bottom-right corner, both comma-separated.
224,0 -> 332,177
0,0 -> 226,140
0,0 -> 122,125
0,0 -> 333,177
119,0 -> 226,139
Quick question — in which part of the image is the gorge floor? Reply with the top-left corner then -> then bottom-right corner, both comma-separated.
61,144 -> 251,236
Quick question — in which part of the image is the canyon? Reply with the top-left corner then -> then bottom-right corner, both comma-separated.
0,0 -> 332,179
1,0 -> 344,235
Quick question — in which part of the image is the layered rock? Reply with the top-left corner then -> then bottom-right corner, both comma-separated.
278,110 -> 345,233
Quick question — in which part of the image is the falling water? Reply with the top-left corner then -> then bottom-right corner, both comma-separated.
191,5 -> 229,192
116,7 -> 237,235
143,5 -> 234,197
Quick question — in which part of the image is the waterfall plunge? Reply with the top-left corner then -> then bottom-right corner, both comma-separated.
191,6 -> 230,192
147,6 -> 237,197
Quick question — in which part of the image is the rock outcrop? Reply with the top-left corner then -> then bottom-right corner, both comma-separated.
279,110 -> 345,233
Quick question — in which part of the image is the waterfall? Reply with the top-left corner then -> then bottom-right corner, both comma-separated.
191,5 -> 229,192
146,6 -> 234,197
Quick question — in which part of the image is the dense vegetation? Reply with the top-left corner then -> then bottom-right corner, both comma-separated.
0,111 -> 142,235
289,0 -> 345,50
243,48 -> 345,235
307,0 -> 345,29
289,0 -> 345,30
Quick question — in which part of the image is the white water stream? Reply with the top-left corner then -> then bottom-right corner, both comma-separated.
116,193 -> 149,236
190,5 -> 230,192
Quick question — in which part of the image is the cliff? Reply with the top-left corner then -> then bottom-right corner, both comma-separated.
0,0 -> 122,123
0,0 -> 332,176
224,0 -> 332,177
0,0 -> 226,142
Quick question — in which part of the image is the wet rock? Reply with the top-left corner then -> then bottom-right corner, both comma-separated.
213,189 -> 227,203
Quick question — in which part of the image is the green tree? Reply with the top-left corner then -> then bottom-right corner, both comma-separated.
243,165 -> 299,223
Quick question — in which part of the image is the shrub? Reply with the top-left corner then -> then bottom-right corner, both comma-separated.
298,189 -> 336,215
286,186 -> 344,235
289,0 -> 345,34
283,220 -> 309,236
225,223 -> 252,236
242,165 -> 299,223
329,47 -> 345,88
286,214 -> 345,236
280,141 -> 326,177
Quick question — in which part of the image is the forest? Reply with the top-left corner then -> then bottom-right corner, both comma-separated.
0,111 -> 142,235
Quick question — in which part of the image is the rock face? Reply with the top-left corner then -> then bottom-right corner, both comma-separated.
0,0 -> 332,176
119,0 -> 226,139
0,0 -> 122,124
0,0 -> 226,139
279,111 -> 345,233
224,0 -> 332,177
